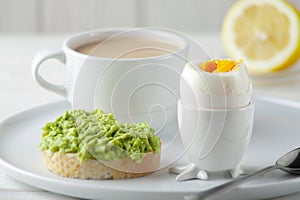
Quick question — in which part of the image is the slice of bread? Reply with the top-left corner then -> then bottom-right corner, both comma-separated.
43,150 -> 161,179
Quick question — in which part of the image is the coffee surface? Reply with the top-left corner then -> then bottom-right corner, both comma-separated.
75,37 -> 180,58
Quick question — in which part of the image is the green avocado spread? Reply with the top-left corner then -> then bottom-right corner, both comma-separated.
39,109 -> 161,163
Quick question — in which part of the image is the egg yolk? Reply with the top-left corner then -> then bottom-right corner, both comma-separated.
200,59 -> 242,73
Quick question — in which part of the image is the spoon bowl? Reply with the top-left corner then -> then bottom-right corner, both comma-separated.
277,147 -> 300,175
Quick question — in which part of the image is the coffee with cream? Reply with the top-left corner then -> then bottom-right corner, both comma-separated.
75,37 -> 180,59
32,28 -> 191,138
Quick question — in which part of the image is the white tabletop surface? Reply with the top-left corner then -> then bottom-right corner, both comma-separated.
1,32 -> 300,200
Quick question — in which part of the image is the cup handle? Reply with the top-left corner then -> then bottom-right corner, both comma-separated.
32,49 -> 67,97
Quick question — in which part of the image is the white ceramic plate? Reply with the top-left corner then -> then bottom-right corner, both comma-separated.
0,97 -> 300,200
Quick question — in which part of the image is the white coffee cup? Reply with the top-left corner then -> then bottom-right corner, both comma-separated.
32,28 -> 189,134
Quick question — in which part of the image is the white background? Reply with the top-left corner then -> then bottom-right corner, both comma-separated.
0,0 -> 299,33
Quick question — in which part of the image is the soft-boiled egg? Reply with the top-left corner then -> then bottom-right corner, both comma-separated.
175,59 -> 254,178
180,59 -> 253,109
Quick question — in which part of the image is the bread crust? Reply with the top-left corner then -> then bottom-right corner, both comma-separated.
43,150 -> 160,179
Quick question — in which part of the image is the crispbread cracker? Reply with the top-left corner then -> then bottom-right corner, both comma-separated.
43,150 -> 160,179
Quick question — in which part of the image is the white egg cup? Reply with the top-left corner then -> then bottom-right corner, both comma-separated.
171,100 -> 254,181
169,60 -> 254,181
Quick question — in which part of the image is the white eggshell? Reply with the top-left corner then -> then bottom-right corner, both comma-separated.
180,60 -> 253,109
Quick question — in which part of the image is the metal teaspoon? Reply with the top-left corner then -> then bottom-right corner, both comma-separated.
185,147 -> 300,200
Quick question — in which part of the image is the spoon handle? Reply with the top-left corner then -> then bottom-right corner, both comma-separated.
185,165 -> 278,200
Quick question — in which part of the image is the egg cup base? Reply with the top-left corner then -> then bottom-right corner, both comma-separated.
169,163 -> 243,181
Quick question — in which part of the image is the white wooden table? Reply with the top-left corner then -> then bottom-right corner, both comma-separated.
1,33 -> 300,200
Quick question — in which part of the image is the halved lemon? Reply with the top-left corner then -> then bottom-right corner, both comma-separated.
222,0 -> 300,75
